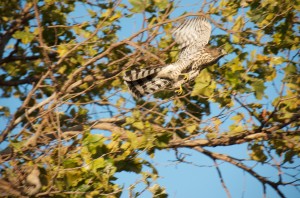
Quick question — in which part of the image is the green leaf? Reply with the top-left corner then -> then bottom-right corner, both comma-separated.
116,97 -> 125,107
115,158 -> 142,173
133,121 -> 144,130
149,184 -> 168,198
206,132 -> 218,139
186,125 -> 197,133
126,131 -> 138,147
66,170 -> 83,187
284,63 -> 297,74
58,65 -> 67,74
102,9 -> 111,18
57,44 -> 69,57
191,69 -> 215,97
128,0 -> 150,12
154,0 -> 169,10
63,157 -> 81,168
13,28 -> 35,44
250,144 -> 267,162
231,113 -> 244,123
78,107 -> 88,116
110,11 -> 122,21
0,106 -> 10,117
228,124 -> 244,134
154,133 -> 171,148
232,35 -> 240,43
83,133 -> 106,154
265,69 -> 276,81
232,16 -> 244,31
87,9 -> 97,18
10,140 -> 24,151
271,56 -> 284,65
284,150 -> 296,163
251,80 -> 266,100
92,157 -> 106,171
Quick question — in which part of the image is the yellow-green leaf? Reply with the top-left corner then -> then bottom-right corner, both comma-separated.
13,29 -> 35,44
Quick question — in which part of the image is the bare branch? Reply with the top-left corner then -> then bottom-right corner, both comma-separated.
213,160 -> 232,198
194,146 -> 286,198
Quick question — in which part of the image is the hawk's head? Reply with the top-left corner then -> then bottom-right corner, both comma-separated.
202,46 -> 227,65
206,47 -> 227,58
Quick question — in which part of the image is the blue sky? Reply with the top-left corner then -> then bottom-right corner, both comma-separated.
0,0 -> 299,197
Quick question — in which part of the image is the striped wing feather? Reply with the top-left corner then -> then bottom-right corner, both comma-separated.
125,77 -> 170,98
123,67 -> 163,81
172,17 -> 212,49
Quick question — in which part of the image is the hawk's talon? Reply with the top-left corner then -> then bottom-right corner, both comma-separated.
179,73 -> 189,81
175,85 -> 184,95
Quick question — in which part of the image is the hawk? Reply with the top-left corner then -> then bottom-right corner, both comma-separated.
123,16 -> 226,98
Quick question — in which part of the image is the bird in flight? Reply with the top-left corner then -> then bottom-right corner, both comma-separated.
123,16 -> 226,98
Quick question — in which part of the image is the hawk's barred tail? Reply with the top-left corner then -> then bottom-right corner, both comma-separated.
125,77 -> 170,99
123,67 -> 163,81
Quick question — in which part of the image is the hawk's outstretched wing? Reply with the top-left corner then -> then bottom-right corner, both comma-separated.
172,17 -> 212,49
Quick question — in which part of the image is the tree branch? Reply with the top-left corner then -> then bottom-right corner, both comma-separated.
0,53 -> 57,65
213,160 -> 232,198
0,76 -> 39,86
169,112 -> 300,148
194,146 -> 286,198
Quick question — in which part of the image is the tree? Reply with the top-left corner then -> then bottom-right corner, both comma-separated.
0,0 -> 299,197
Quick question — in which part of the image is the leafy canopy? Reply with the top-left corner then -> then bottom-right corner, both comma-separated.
0,0 -> 299,197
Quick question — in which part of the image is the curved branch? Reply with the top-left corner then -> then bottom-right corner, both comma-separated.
194,146 -> 286,198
